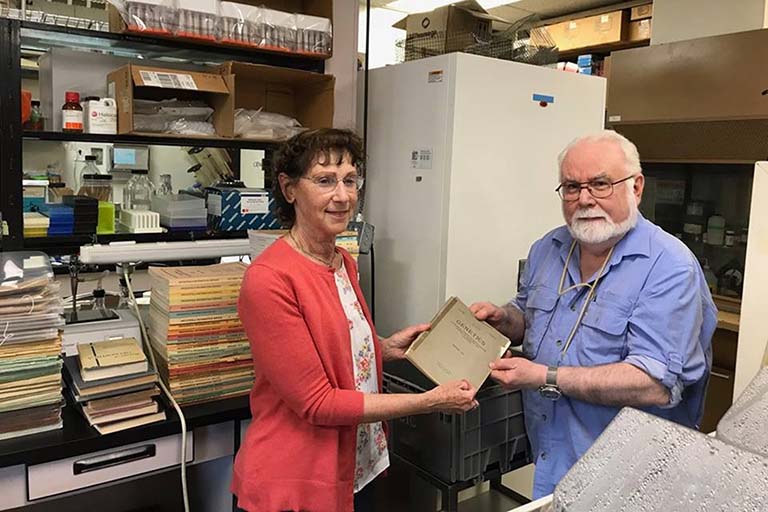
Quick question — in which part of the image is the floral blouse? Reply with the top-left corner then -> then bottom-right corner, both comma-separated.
334,263 -> 389,493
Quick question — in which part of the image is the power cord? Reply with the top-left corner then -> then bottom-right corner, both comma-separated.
122,265 -> 190,512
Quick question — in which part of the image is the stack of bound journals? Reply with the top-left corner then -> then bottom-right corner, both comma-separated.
148,263 -> 254,405
64,337 -> 165,435
0,252 -> 65,440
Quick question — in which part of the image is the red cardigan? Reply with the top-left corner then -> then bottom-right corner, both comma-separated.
232,238 -> 382,512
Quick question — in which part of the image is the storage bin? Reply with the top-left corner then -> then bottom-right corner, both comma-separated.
383,360 -> 530,483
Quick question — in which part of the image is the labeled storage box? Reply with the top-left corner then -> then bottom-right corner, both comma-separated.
206,186 -> 282,231
107,64 -> 234,137
383,360 -> 530,483
546,10 -> 628,52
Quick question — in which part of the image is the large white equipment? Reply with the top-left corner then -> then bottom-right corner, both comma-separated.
364,53 -> 606,336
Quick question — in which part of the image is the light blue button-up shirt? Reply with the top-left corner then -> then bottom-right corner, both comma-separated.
512,215 -> 716,499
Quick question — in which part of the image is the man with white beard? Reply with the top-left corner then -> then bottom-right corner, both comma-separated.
470,130 -> 716,498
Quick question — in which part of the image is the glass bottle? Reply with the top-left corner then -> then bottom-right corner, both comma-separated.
78,155 -> 101,191
125,169 -> 155,211
157,174 -> 173,196
62,91 -> 83,133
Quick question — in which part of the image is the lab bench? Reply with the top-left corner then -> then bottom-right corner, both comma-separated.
0,393 -> 252,511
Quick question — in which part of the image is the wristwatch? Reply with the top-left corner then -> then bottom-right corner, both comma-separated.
538,366 -> 562,400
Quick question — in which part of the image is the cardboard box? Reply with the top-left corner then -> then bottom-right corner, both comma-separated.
217,61 -> 334,138
630,3 -> 653,21
628,19 -> 652,42
393,0 -> 507,59
206,187 -> 282,231
107,64 -> 233,137
547,10 -> 628,52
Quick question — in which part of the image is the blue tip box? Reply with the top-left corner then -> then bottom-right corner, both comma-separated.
206,186 -> 282,231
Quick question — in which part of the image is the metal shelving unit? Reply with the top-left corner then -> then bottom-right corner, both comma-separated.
1,16 -> 323,254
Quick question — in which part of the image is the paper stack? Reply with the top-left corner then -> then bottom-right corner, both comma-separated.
0,252 -> 65,440
148,263 -> 254,405
64,337 -> 165,435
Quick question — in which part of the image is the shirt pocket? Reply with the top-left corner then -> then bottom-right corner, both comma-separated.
523,287 -> 558,359
577,301 -> 630,365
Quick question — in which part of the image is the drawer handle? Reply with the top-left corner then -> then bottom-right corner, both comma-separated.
711,370 -> 732,380
73,444 -> 157,475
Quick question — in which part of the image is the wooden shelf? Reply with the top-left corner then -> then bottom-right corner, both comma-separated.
558,39 -> 650,60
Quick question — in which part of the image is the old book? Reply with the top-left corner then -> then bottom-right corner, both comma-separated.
84,401 -> 160,426
78,337 -> 148,382
405,296 -> 511,390
93,410 -> 167,435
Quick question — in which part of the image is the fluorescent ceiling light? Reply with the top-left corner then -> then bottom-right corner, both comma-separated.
385,0 -> 455,14
478,0 -> 521,8
385,0 -> 520,15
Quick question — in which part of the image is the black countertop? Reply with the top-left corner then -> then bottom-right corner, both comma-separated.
0,394 -> 251,468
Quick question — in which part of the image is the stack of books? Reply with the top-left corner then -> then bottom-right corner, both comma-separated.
148,263 -> 254,405
0,253 -> 65,440
64,337 -> 165,435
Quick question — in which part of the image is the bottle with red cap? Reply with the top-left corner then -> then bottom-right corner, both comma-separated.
62,91 -> 83,133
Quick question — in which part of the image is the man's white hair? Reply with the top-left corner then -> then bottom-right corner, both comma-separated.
557,130 -> 642,183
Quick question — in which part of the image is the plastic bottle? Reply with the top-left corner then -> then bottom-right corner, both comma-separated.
62,91 -> 84,133
77,155 -> 101,191
706,214 -> 726,246
24,101 -> 44,130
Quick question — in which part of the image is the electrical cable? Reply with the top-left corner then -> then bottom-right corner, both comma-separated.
122,265 -> 190,512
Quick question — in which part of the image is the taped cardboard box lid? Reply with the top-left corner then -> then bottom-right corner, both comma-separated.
393,0 -> 508,31
129,65 -> 230,94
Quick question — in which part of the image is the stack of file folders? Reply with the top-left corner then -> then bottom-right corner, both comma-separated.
23,212 -> 50,238
63,195 -> 98,235
148,263 -> 253,405
47,204 -> 75,236
64,337 -> 164,435
0,252 -> 65,440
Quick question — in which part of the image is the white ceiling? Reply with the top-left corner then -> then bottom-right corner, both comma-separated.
488,0 -> 625,23
363,0 -> 626,21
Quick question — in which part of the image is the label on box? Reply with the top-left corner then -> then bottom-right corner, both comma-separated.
608,115 -> 622,122
428,70 -> 443,83
241,195 -> 269,215
410,148 -> 433,169
568,21 -> 577,30
139,71 -> 198,90
208,194 -> 222,216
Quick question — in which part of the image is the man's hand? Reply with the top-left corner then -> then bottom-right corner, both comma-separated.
489,357 -> 547,390
381,323 -> 430,362
468,301 -> 508,328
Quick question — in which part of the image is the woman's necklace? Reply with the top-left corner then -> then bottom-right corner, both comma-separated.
288,230 -> 338,268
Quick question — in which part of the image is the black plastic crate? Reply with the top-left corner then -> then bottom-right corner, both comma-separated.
383,360 -> 530,484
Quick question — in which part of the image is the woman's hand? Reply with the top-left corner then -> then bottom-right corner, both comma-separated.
426,380 -> 479,414
381,323 -> 430,362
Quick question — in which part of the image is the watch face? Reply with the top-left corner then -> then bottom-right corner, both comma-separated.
539,385 -> 562,401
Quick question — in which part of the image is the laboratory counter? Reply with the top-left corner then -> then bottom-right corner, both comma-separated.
0,393 -> 251,469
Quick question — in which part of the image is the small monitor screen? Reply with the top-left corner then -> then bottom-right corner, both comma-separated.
113,148 -> 137,166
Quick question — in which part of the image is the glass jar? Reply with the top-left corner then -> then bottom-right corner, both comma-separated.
157,174 -> 173,196
78,174 -> 114,202
124,169 -> 155,210
62,91 -> 83,133
78,155 -> 101,191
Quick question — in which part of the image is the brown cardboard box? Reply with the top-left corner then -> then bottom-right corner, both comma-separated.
628,19 -> 652,42
107,64 -> 233,137
630,3 -> 653,21
392,0 -> 507,58
547,10 -> 628,52
217,61 -> 334,139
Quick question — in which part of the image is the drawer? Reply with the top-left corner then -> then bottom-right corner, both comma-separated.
27,432 -> 194,500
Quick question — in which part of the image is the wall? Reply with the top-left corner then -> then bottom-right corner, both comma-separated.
357,7 -> 406,70
327,0 -> 360,130
652,0 -> 768,45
